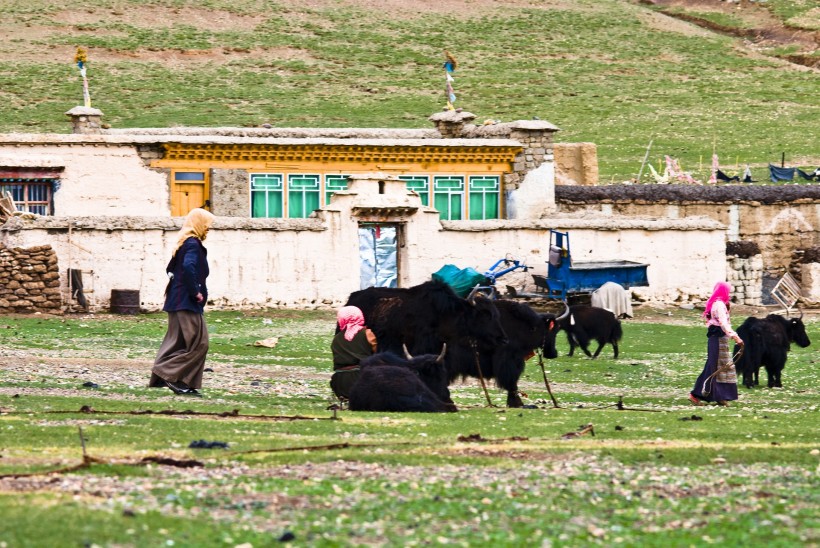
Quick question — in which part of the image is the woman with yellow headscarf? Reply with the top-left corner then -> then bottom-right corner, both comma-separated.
149,208 -> 215,396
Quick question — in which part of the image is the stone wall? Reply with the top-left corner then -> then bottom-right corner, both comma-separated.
555,184 -> 820,274
727,255 -> 763,305
211,168 -> 250,217
0,243 -> 61,313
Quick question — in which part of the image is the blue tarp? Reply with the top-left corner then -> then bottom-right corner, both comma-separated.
769,164 -> 795,183
432,264 -> 488,298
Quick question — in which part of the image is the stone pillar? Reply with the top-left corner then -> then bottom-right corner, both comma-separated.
506,120 -> 560,191
65,106 -> 104,135
428,110 -> 476,138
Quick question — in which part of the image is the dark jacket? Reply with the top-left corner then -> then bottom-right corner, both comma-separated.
163,237 -> 209,314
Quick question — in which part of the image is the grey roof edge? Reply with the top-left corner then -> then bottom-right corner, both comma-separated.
0,132 -> 522,148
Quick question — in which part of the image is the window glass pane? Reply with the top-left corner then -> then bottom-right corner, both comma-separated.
288,174 -> 320,218
0,184 -> 24,202
399,175 -> 429,206
250,174 -> 283,218
433,176 -> 464,220
325,174 -> 349,204
0,182 -> 52,215
174,172 -> 205,181
468,176 -> 500,220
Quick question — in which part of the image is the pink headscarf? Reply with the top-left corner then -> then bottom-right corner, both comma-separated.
337,306 -> 366,341
703,281 -> 732,318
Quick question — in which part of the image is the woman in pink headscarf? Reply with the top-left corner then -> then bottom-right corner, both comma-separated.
329,306 -> 377,400
689,281 -> 744,406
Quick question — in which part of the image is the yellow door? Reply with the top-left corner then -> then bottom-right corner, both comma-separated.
170,171 -> 208,216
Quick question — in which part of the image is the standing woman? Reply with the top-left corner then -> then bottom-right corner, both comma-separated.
149,208 -> 215,396
689,281 -> 744,407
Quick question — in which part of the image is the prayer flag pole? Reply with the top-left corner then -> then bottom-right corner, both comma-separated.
443,50 -> 458,111
74,47 -> 91,108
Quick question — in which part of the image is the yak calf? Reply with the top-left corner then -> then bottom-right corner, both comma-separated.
557,305 -> 623,359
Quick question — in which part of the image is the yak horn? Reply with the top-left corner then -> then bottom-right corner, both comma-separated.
465,284 -> 480,302
403,343 -> 413,360
436,343 -> 448,363
798,305 -> 803,320
556,300 -> 571,322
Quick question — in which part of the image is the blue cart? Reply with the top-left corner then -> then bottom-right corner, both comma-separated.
535,230 -> 649,300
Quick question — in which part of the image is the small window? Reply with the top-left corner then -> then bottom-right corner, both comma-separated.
0,180 -> 53,215
325,174 -> 349,204
174,172 -> 205,182
250,174 -> 283,218
399,175 -> 429,206
433,176 -> 464,220
468,176 -> 500,220
288,174 -> 321,218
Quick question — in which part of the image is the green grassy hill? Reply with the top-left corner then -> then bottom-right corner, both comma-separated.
0,0 -> 817,182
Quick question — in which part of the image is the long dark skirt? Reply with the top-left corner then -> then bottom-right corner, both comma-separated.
148,310 -> 209,389
691,333 -> 738,403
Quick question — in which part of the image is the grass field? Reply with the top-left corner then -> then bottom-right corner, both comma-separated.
0,307 -> 817,546
0,0 -> 817,183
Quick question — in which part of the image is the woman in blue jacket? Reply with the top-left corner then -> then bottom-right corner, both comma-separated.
149,208 -> 215,396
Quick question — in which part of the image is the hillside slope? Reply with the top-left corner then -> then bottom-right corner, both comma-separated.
0,0 -> 817,182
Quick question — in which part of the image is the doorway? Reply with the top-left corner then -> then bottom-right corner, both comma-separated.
358,223 -> 399,289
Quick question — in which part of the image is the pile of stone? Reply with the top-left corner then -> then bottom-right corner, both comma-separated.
0,244 -> 62,313
726,240 -> 762,305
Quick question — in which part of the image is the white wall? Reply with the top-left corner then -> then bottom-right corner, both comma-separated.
1,211 -> 726,311
0,142 -> 168,216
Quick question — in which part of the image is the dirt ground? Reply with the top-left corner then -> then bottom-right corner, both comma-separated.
643,0 -> 819,69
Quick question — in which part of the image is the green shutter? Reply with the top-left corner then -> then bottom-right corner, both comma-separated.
288,174 -> 321,218
399,175 -> 429,206
325,175 -> 349,204
250,174 -> 283,218
468,176 -> 500,220
433,176 -> 464,220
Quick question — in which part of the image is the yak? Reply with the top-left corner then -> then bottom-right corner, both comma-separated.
447,299 -> 569,407
344,279 -> 508,366
734,312 -> 811,388
348,345 -> 455,412
556,305 -> 623,359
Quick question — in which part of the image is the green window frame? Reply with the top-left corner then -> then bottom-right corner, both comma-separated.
399,175 -> 430,206
250,173 -> 283,218
324,174 -> 349,204
288,174 -> 321,218
468,176 -> 500,220
433,176 -> 464,220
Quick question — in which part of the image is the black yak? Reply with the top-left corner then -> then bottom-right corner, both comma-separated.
557,305 -> 623,359
734,312 -> 811,388
344,280 -> 507,368
447,299 -> 569,407
348,345 -> 455,412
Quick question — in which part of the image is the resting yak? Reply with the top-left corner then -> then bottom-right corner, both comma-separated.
557,305 -> 623,359
348,345 -> 455,412
446,299 -> 569,407
734,312 -> 811,388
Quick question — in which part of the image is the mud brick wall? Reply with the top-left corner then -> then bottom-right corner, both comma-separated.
0,243 -> 61,313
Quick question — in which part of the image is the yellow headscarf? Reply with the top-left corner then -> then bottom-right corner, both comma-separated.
173,208 -> 215,255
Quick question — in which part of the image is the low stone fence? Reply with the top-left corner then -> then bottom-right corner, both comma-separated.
0,243 -> 61,313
